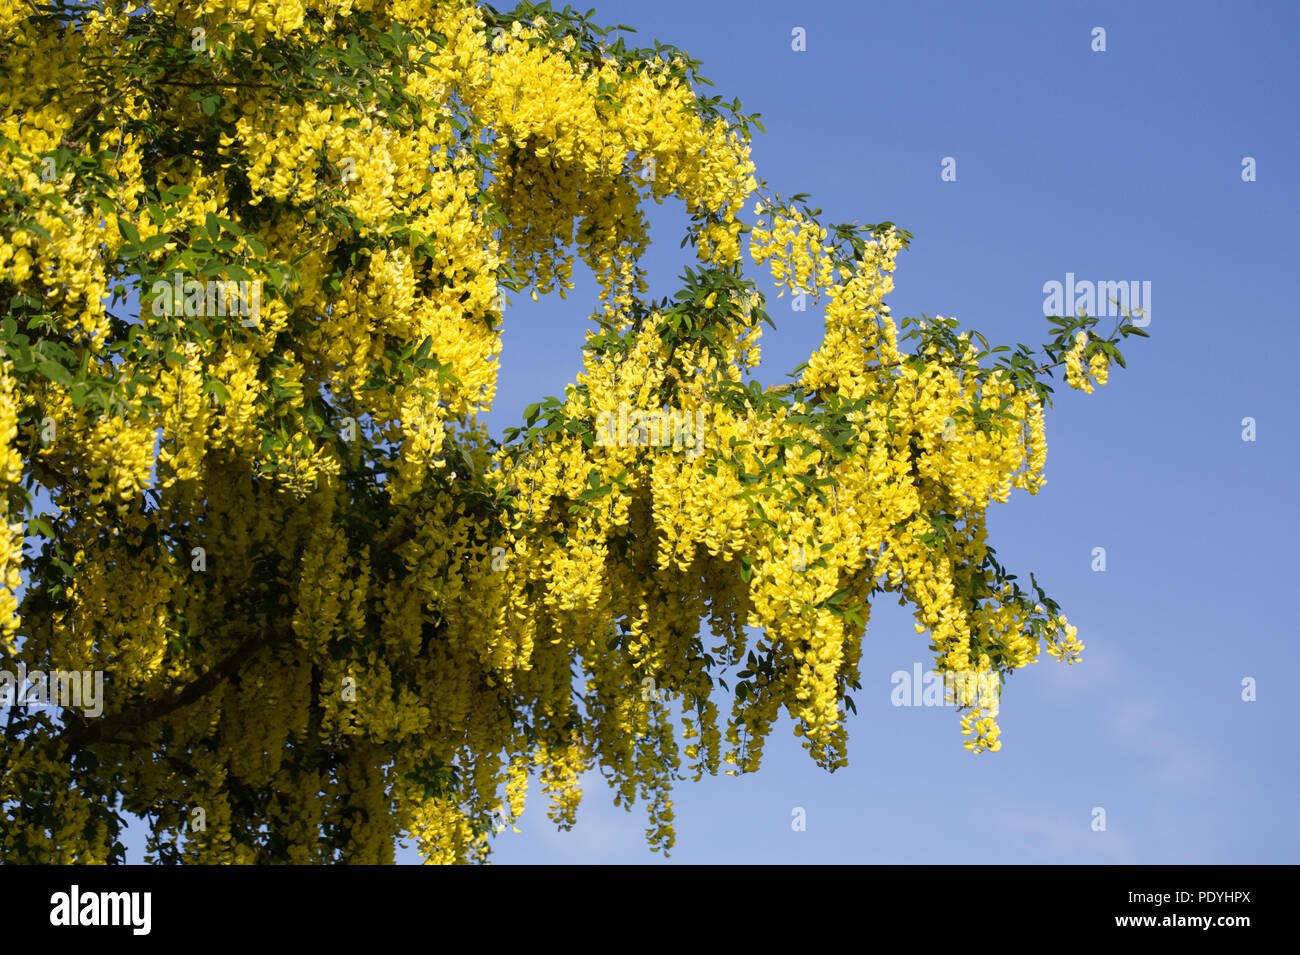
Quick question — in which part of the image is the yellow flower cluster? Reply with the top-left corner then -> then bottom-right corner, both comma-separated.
750,210 -> 833,298
1088,351 -> 1110,388
470,15 -> 755,301
492,202 -> 1083,777
1046,617 -> 1086,664
1065,330 -> 1111,394
0,361 -> 22,649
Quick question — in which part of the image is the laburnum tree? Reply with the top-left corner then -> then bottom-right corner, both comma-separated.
0,0 -> 1147,863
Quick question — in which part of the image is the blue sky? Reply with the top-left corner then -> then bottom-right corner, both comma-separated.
100,0 -> 1296,863
449,0 -> 1300,864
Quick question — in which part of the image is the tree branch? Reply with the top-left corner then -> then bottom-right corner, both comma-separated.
55,624 -> 290,750
59,89 -> 127,149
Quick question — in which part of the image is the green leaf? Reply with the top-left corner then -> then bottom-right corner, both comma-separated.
206,379 -> 231,405
37,361 -> 73,385
211,215 -> 244,237
825,586 -> 852,607
116,217 -> 140,245
139,234 -> 170,254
